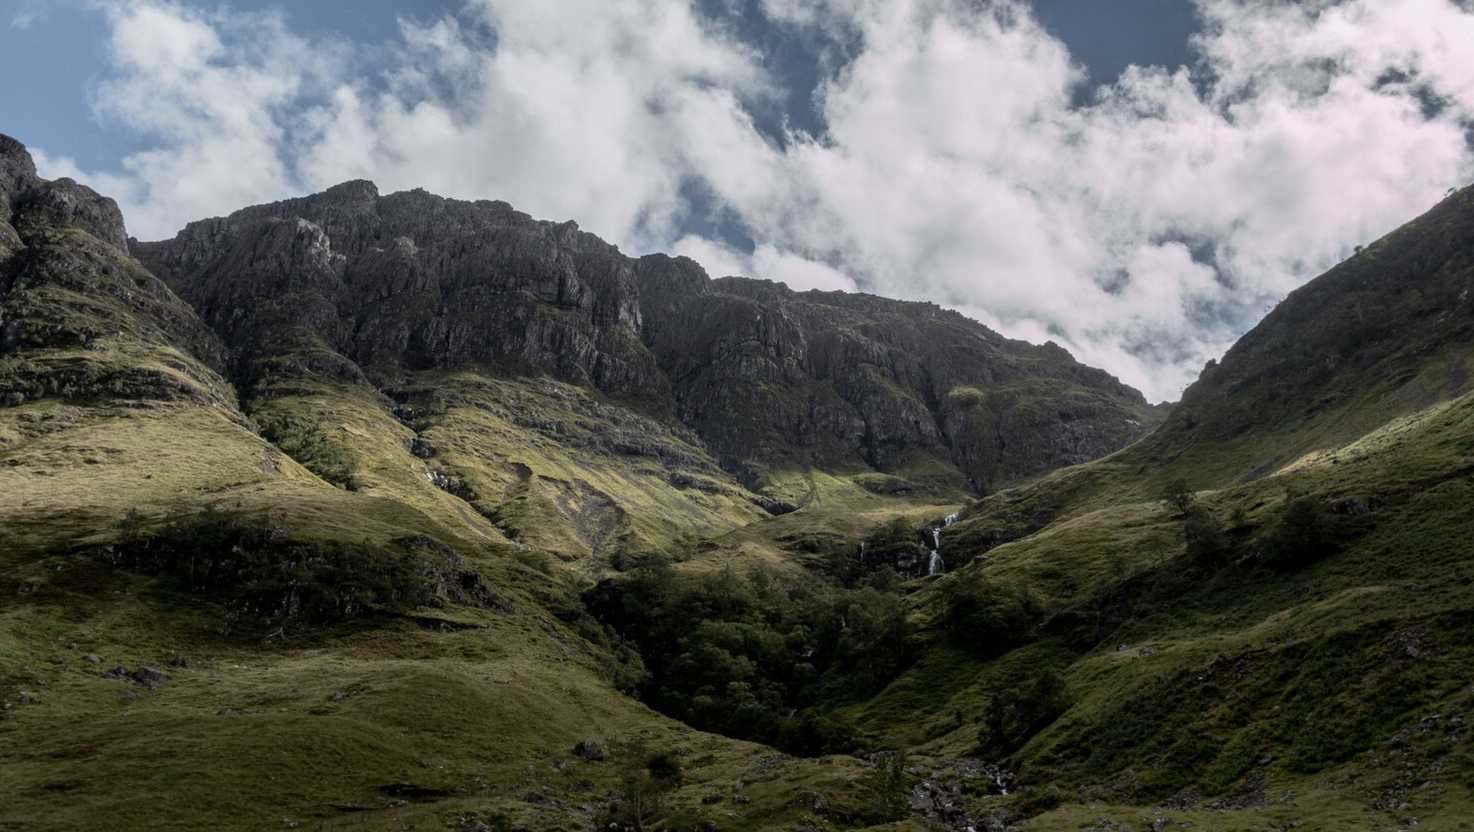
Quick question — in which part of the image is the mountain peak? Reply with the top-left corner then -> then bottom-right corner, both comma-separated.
0,133 -> 37,183
320,178 -> 380,204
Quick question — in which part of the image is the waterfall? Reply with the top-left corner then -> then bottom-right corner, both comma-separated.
928,550 -> 945,575
944,512 -> 959,527
932,527 -> 941,549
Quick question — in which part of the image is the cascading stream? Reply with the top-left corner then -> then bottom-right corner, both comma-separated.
929,525 -> 945,575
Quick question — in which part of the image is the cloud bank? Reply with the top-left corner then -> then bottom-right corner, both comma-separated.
35,0 -> 1474,401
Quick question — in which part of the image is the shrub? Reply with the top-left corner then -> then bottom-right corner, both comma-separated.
1183,505 -> 1232,566
594,747 -> 682,832
940,579 -> 1042,656
1012,784 -> 1067,817
859,752 -> 911,825
859,517 -> 930,575
977,668 -> 1071,758
582,561 -> 914,755
1256,493 -> 1340,570
103,508 -> 468,624
255,410 -> 359,489
645,750 -> 683,783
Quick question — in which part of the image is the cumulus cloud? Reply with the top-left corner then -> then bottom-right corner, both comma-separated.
34,0 -> 1474,400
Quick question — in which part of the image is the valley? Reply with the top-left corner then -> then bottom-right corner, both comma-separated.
3,130 -> 1474,831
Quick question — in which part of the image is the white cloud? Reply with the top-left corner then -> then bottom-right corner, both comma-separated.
9,0 -> 51,30
674,236 -> 858,292
36,0 -> 1474,401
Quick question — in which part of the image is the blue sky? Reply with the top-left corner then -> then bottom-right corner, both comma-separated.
3,1 -> 1473,401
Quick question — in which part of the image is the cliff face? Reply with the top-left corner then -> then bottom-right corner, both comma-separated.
132,183 -> 663,402
635,258 -> 1160,489
0,136 -> 231,411
128,175 -> 1160,494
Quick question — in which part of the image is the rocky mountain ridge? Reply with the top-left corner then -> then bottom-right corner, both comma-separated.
129,172 -> 1161,495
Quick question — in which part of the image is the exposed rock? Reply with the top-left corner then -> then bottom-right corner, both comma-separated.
103,665 -> 171,688
14,177 -> 130,251
0,136 -> 235,413
130,182 -> 1159,494
573,739 -> 605,762
637,257 -> 1159,489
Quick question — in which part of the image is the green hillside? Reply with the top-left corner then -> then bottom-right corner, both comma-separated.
4,129 -> 1474,831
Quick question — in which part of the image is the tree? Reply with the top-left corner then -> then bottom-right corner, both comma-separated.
1162,478 -> 1195,515
1257,492 -> 1339,570
1183,505 -> 1231,566
940,579 -> 1041,655
977,668 -> 1071,758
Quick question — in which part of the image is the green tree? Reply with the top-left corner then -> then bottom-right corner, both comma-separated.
977,668 -> 1071,758
1162,477 -> 1196,514
1183,505 -> 1232,566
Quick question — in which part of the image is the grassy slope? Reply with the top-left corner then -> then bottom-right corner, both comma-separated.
0,392 -> 922,832
846,389 -> 1474,829
390,371 -> 772,569
7,171 -> 1472,831
683,465 -> 964,576
0,221 -> 916,831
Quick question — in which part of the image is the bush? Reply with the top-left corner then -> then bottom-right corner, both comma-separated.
977,668 -> 1071,758
859,752 -> 912,825
104,508 -> 472,624
940,579 -> 1042,656
594,747 -> 682,831
645,750 -> 683,783
1256,493 -> 1340,570
582,560 -> 914,755
859,517 -> 930,575
1183,505 -> 1232,566
255,410 -> 359,489
1162,478 -> 1195,514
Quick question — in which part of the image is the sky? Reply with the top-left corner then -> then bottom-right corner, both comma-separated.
3,1 -> 1474,402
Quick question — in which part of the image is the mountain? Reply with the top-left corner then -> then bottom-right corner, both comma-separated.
5,125 -> 1474,832
130,178 -> 1160,497
876,182 -> 1474,827
1134,183 -> 1474,487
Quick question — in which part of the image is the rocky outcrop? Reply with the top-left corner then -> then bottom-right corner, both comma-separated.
133,184 -> 665,401
635,259 -> 1159,489
130,178 -> 1160,493
0,134 -> 129,253
0,134 -> 233,410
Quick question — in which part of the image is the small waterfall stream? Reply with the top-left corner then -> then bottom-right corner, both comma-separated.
928,526 -> 945,575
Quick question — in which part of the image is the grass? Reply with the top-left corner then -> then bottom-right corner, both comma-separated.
840,389 -> 1474,827
389,372 -> 768,570
8,199 -> 1474,829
